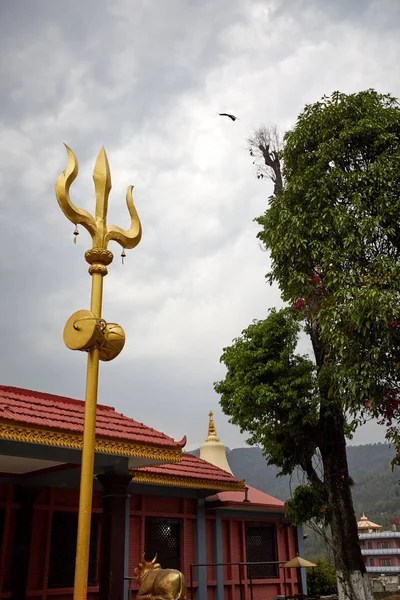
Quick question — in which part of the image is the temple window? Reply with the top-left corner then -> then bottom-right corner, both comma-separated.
245,522 -> 277,579
48,512 -> 100,588
145,517 -> 182,571
377,542 -> 390,549
380,558 -> 392,567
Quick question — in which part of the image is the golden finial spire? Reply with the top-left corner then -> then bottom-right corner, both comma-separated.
207,410 -> 219,441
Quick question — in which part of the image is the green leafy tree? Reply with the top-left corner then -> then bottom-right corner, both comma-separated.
307,559 -> 338,596
215,308 -> 319,476
215,90 -> 400,600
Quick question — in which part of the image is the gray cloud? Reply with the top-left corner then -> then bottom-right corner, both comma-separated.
0,0 -> 397,452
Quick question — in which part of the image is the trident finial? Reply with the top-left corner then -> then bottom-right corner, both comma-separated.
56,144 -> 143,361
55,144 -> 144,600
55,144 -> 142,252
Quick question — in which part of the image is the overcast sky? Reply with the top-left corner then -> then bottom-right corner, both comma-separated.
0,0 -> 399,451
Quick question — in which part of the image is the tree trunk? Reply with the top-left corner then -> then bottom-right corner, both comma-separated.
320,406 -> 373,600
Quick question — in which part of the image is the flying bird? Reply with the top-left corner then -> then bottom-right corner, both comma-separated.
219,113 -> 239,121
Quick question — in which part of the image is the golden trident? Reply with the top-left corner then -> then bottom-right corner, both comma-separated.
55,145 -> 141,600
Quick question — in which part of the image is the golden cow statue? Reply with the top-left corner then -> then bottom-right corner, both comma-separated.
134,554 -> 187,600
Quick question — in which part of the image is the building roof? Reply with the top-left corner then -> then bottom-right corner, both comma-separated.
284,556 -> 316,568
0,386 -> 185,461
132,453 -> 246,491
357,513 -> 382,530
206,484 -> 285,511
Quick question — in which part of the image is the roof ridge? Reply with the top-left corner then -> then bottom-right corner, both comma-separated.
134,453 -> 244,483
0,385 -> 115,411
0,385 -> 187,450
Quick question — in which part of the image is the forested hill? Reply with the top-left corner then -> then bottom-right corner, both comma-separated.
192,443 -> 400,527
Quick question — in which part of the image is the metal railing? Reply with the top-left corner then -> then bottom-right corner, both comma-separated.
125,576 -> 136,600
362,548 -> 400,555
359,531 -> 400,539
189,561 -> 293,600
366,566 -> 400,573
126,561 -> 307,600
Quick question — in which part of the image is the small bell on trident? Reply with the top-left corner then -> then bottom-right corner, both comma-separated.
55,144 -> 142,600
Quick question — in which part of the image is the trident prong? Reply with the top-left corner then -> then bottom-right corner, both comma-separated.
55,144 -> 142,251
55,145 -> 96,240
105,185 -> 142,250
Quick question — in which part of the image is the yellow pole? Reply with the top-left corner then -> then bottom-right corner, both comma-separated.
55,146 -> 142,600
73,273 -> 103,600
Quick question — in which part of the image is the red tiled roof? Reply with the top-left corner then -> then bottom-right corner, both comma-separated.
207,485 -> 285,511
132,453 -> 245,490
0,386 -> 186,448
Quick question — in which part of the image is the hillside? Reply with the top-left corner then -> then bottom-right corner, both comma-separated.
224,443 -> 400,526
191,442 -> 400,558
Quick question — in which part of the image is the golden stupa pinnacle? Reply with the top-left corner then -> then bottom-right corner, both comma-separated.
206,411 -> 220,441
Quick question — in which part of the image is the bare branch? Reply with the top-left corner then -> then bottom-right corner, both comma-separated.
306,520 -> 336,564
301,457 -> 323,487
248,125 -> 284,196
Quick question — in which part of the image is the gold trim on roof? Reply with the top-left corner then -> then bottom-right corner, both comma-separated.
131,470 -> 246,491
0,421 -> 182,461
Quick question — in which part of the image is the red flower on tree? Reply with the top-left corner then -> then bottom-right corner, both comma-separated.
389,319 -> 398,329
375,390 -> 400,426
312,274 -> 321,283
293,298 -> 306,311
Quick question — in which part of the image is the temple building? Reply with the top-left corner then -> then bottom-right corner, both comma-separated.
358,514 -> 400,575
0,386 -> 303,600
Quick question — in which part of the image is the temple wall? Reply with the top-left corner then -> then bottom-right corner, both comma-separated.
0,484 -> 298,600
